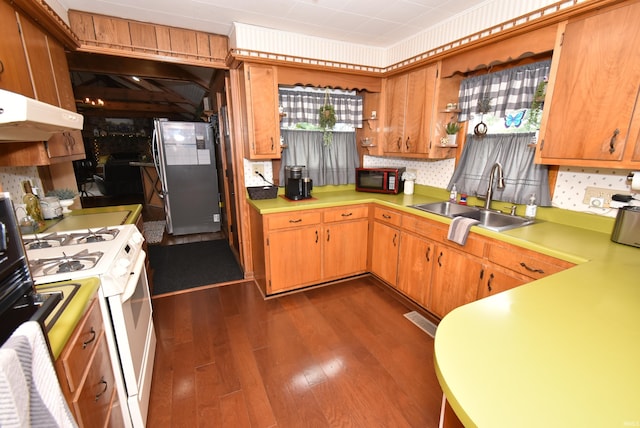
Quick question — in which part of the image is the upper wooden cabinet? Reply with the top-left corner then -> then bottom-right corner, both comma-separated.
0,4 -> 85,166
0,1 -> 33,96
536,1 -> 640,168
382,62 -> 458,159
241,63 -> 281,159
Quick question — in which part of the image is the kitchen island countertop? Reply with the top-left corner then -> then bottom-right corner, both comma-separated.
248,185 -> 640,427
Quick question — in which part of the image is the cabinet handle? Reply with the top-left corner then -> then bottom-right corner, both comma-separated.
82,327 -> 96,349
425,247 -> 430,261
0,60 -> 4,74
95,377 -> 108,401
382,214 -> 391,219
326,229 -> 330,242
487,273 -> 494,292
315,230 -> 318,243
341,212 -> 353,217
519,262 -> 544,274
405,137 -> 410,150
437,251 -> 443,267
396,137 -> 402,149
270,137 -> 275,151
609,129 -> 620,154
392,233 -> 397,247
288,218 -> 302,223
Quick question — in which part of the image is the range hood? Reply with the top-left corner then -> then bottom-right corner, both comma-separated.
0,89 -> 84,142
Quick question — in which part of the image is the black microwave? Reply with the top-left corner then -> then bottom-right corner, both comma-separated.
355,167 -> 406,194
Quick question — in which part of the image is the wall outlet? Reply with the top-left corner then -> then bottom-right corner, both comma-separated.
582,186 -> 628,208
254,164 -> 264,176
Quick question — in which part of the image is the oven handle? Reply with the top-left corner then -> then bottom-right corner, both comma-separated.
120,251 -> 146,303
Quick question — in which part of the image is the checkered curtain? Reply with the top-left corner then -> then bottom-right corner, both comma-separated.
458,60 -> 551,121
279,89 -> 363,128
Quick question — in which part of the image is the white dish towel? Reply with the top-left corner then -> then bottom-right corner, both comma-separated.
0,321 -> 77,427
447,216 -> 480,245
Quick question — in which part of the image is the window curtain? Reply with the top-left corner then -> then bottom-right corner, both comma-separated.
279,89 -> 363,128
448,133 -> 551,206
279,130 -> 360,186
458,60 -> 551,122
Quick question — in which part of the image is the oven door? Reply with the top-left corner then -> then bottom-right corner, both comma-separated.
107,250 -> 156,426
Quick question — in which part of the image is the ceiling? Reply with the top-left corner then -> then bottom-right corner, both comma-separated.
60,0 -> 487,120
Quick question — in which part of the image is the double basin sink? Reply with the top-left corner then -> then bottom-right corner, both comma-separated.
410,201 -> 535,232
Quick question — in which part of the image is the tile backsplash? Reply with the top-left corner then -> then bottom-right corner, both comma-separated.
0,166 -> 43,207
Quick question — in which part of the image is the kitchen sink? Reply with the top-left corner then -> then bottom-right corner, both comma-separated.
410,201 -> 535,232
411,201 -> 480,217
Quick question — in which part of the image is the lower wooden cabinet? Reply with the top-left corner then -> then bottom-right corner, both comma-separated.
370,221 -> 400,286
255,205 -> 369,295
55,296 -> 124,428
397,231 -> 435,307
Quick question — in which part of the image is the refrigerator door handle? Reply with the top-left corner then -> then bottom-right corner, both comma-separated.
151,124 -> 165,198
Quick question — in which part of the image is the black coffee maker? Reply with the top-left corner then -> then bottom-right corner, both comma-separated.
285,165 -> 312,200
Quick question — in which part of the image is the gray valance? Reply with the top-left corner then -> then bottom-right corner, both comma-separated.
279,130 -> 360,186
279,89 -> 363,128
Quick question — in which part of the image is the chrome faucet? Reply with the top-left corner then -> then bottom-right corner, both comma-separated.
484,162 -> 505,210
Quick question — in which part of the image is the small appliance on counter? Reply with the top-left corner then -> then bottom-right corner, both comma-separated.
611,205 -> 640,248
356,166 -> 406,194
284,165 -> 313,200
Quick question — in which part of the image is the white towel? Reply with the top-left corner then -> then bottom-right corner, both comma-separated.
447,216 -> 480,245
0,321 -> 77,428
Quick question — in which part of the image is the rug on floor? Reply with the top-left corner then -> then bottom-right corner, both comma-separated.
404,311 -> 437,338
143,221 -> 165,244
148,240 -> 243,295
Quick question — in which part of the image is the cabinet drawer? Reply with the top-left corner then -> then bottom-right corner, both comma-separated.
323,205 -> 369,223
60,298 -> 104,393
373,207 -> 402,226
266,211 -> 321,230
73,335 -> 117,428
403,214 -> 486,257
487,244 -> 574,280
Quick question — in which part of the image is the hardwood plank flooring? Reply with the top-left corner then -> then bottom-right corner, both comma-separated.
148,277 -> 443,427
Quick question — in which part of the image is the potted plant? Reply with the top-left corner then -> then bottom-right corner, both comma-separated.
46,188 -> 77,213
443,121 -> 461,146
319,90 -> 336,146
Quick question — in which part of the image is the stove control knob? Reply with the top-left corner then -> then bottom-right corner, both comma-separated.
131,233 -> 143,245
113,258 -> 131,277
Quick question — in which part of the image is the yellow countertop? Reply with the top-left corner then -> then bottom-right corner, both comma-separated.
38,277 -> 100,360
35,204 -> 142,233
249,185 -> 640,426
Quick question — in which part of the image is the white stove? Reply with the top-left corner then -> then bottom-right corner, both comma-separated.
24,225 -> 145,297
23,223 -> 155,428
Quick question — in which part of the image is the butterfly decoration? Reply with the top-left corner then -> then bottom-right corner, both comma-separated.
504,110 -> 526,128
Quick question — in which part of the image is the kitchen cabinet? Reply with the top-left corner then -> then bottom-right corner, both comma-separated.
55,296 -> 124,428
369,207 -> 402,286
241,63 -> 281,159
536,1 -> 640,168
0,1 -> 33,96
397,231 -> 435,307
322,205 -> 369,281
260,205 -> 369,294
0,4 -> 85,166
383,66 -> 436,156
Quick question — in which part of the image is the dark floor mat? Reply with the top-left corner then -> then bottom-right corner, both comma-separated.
148,240 -> 243,295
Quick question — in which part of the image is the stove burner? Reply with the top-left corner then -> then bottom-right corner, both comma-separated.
28,241 -> 52,249
23,233 -> 69,248
69,227 -> 119,245
57,260 -> 84,273
85,235 -> 105,243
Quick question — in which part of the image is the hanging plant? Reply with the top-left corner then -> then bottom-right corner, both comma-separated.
319,90 -> 336,145
526,77 -> 548,131
474,96 -> 492,136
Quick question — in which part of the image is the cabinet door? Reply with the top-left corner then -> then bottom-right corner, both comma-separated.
0,2 -> 33,96
245,64 -> 280,158
370,221 -> 400,286
403,66 -> 436,155
46,131 -> 85,159
429,245 -> 483,318
538,2 -> 640,164
383,74 -> 408,153
323,219 -> 368,280
397,232 -> 435,307
16,13 -> 59,106
267,226 -> 322,293
476,264 -> 530,300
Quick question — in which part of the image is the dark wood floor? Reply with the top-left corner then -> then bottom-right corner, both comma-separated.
147,277 -> 443,427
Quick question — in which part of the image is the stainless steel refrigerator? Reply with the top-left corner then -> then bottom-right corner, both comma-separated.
152,119 -> 221,235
